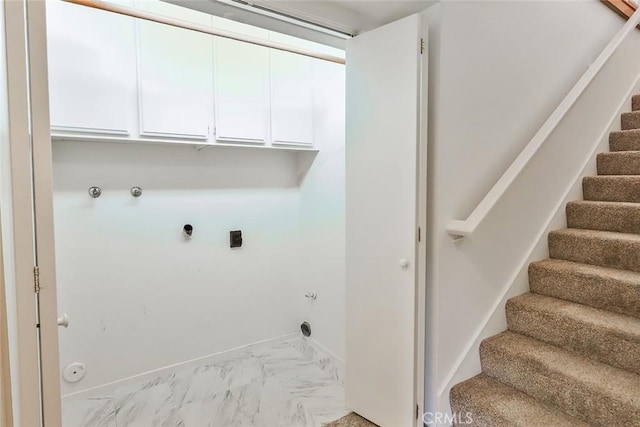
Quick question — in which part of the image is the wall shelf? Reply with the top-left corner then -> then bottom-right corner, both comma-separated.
51,132 -> 319,154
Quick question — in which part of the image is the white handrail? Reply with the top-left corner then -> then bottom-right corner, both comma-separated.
446,8 -> 640,239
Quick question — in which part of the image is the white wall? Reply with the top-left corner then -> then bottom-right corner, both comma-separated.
422,0 -> 640,417
299,60 -> 347,361
52,67 -> 346,396
53,142 -> 303,394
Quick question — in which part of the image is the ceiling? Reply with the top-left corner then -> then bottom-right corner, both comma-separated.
168,0 -> 437,48
250,1 -> 438,34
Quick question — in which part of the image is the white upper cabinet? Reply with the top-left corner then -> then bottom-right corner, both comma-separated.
213,18 -> 270,143
46,0 -> 136,134
269,33 -> 315,146
136,1 -> 213,139
47,1 -> 341,149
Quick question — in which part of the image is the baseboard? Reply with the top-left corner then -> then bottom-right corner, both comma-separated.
62,332 -> 299,401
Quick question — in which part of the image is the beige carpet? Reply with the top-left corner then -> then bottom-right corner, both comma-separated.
449,93 -> 640,425
324,412 -> 378,427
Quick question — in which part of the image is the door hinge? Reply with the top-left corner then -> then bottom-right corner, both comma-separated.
416,404 -> 420,419
418,226 -> 422,242
420,38 -> 425,54
34,266 -> 40,294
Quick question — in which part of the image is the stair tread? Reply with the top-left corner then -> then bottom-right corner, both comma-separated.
622,111 -> 640,130
549,227 -> 640,242
597,151 -> 640,175
509,293 -> 640,339
583,175 -> 640,203
567,199 -> 640,208
481,331 -> 640,425
610,129 -> 640,150
548,227 -> 640,271
584,174 -> 640,181
610,128 -> 640,138
529,258 -> 640,318
482,331 -> 640,396
598,150 -> 640,156
532,258 -> 640,285
566,200 -> 640,234
507,293 -> 640,373
450,374 -> 590,427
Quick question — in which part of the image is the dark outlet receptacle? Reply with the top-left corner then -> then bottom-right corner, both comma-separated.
230,230 -> 242,248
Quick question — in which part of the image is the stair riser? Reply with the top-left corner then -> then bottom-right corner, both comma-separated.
610,130 -> 640,151
633,95 -> 640,112
506,300 -> 640,374
480,341 -> 640,426
622,112 -> 640,130
566,202 -> 640,234
583,177 -> 640,203
597,152 -> 640,175
529,263 -> 640,319
549,231 -> 640,272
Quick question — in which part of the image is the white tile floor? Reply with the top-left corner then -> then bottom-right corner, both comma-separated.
62,338 -> 348,427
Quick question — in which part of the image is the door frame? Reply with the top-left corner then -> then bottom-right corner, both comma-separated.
2,0 -> 62,426
415,15 -> 429,427
0,219 -> 13,427
27,0 -> 64,425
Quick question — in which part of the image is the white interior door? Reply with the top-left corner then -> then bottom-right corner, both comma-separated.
346,14 -> 424,427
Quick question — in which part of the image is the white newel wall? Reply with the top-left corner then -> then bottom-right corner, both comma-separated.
422,0 -> 640,418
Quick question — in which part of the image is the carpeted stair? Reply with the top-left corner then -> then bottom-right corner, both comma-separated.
449,95 -> 640,426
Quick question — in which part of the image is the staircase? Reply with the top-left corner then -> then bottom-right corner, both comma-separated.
449,95 -> 640,426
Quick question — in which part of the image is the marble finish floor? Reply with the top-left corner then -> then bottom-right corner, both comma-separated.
62,337 -> 348,427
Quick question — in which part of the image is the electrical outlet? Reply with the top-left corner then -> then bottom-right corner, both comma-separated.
230,230 -> 242,248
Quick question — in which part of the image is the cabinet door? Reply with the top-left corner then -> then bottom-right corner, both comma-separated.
213,18 -> 269,143
269,33 -> 315,146
46,0 -> 136,134
136,1 -> 213,139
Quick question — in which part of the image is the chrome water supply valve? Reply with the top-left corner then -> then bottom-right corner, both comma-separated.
130,186 -> 143,197
88,186 -> 102,198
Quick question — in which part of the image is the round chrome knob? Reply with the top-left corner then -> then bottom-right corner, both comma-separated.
130,186 -> 143,197
88,187 -> 102,198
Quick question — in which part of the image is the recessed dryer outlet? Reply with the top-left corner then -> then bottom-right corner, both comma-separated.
63,362 -> 86,383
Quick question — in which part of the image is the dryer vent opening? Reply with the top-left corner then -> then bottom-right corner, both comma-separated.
300,321 -> 311,337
